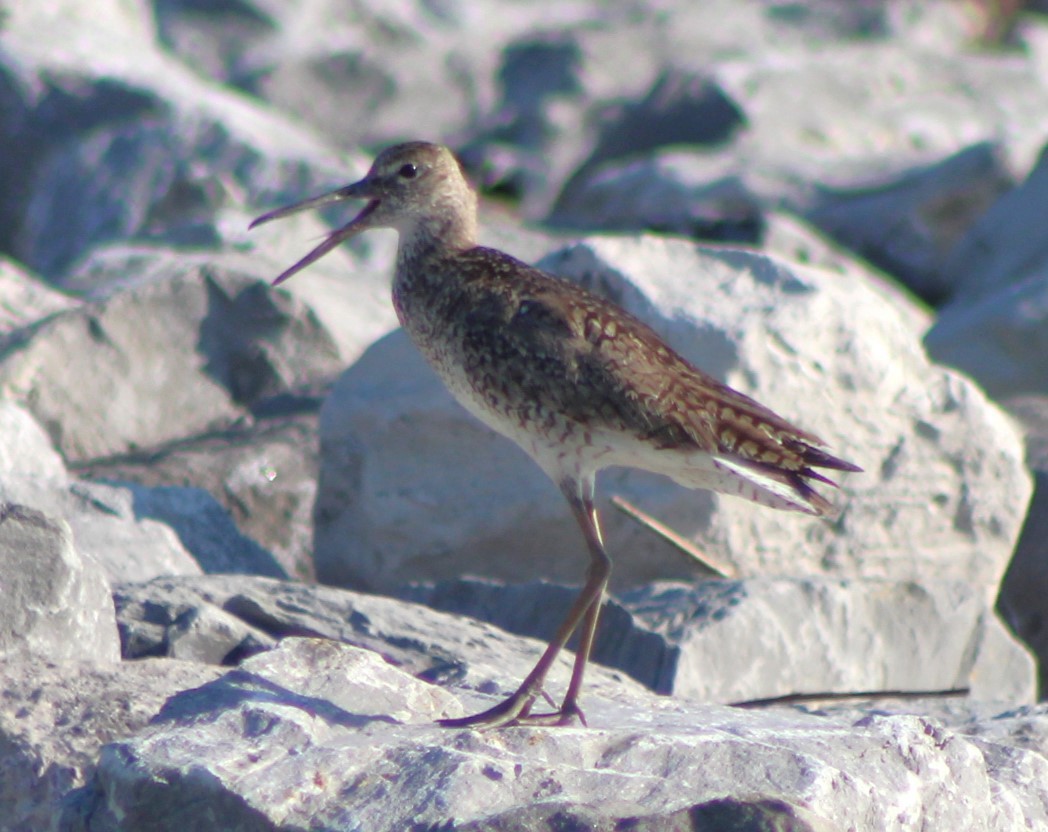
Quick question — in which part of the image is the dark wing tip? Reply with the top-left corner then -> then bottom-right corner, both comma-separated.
784,439 -> 862,474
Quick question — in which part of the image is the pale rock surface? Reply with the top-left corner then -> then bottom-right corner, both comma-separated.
79,413 -> 321,581
0,399 -> 68,481
0,400 -> 202,582
0,657 -> 221,832
801,142 -> 1012,304
314,236 -> 1031,594
0,260 -> 341,463
0,255 -> 77,333
550,142 -> 1011,303
64,241 -> 398,385
406,576 -> 1036,706
0,504 -> 120,664
759,211 -> 934,337
623,578 -> 1034,705
110,574 -> 650,703
62,637 -> 1048,832
119,483 -> 286,578
0,0 -> 350,281
925,147 -> 1048,399
31,481 -> 202,584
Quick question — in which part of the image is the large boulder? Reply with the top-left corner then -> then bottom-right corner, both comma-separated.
0,504 -> 120,664
403,576 -> 1036,705
61,637 -> 1048,832
313,236 -> 1031,594
0,657 -> 220,832
0,259 -> 342,464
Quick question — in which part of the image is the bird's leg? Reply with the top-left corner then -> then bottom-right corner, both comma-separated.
439,477 -> 611,729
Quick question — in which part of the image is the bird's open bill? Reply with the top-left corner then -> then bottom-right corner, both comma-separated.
249,179 -> 376,285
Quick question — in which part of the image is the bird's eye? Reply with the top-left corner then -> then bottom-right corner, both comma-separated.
398,163 -> 418,179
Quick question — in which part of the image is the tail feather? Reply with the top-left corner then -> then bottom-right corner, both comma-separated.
713,441 -> 861,518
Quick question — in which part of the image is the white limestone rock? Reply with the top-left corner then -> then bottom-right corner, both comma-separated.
0,255 -> 77,333
0,399 -> 68,481
63,637 -> 1048,832
314,236 -> 1031,594
405,576 -> 1036,707
0,504 -> 120,664
79,413 -> 322,581
0,259 -> 342,464
623,578 -> 1034,706
110,574 -> 651,705
0,657 -> 221,832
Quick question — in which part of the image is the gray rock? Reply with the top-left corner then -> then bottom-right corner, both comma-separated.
0,404 -> 203,581
0,255 -> 77,334
403,576 -> 1035,706
78,413 -> 320,581
941,142 -> 1048,307
549,146 -> 765,243
398,578 -> 671,692
0,261 -> 342,464
62,637 -> 1048,832
997,395 -> 1048,696
552,140 -> 1010,305
802,143 -> 1012,304
925,269 -> 1048,400
0,0 -> 347,282
0,656 -> 221,832
120,483 -> 286,578
55,481 -> 202,583
0,399 -> 68,481
0,503 -> 120,664
110,574 -> 653,702
622,578 -> 1034,705
313,237 -> 1030,594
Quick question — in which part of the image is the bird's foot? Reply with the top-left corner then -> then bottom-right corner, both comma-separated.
439,690 -> 586,730
507,699 -> 587,728
438,689 -> 537,729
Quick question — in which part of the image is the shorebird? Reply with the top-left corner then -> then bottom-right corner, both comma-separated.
251,141 -> 861,729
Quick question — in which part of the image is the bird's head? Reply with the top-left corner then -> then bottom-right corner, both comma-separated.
250,142 -> 476,285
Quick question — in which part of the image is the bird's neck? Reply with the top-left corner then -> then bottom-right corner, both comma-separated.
394,210 -> 476,290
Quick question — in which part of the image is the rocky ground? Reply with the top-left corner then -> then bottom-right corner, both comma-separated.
3,1 -> 1048,830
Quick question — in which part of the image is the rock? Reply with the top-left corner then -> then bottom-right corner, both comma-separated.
120,483 -> 287,578
78,413 -> 321,581
0,503 -> 120,664
759,211 -> 934,336
0,259 -> 342,464
62,242 -> 399,396
549,147 -> 766,243
0,657 -> 221,832
402,576 -> 1036,705
0,255 -> 77,333
551,140 -> 1010,306
44,480 -> 203,583
925,269 -> 1048,400
941,142 -> 1048,307
0,399 -> 68,480
62,637 -> 1048,832
111,574 -> 651,702
802,143 -> 1012,305
0,0 -> 349,281
0,403 -> 203,582
313,236 -> 1031,594
623,578 -> 1033,705
996,395 -> 1048,696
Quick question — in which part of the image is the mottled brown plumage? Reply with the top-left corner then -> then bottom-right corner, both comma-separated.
251,141 -> 861,729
